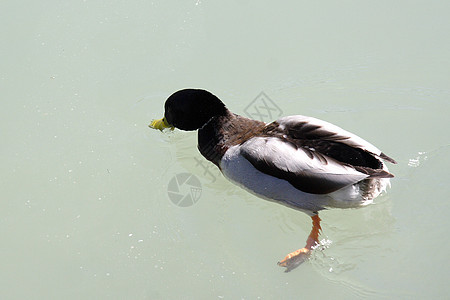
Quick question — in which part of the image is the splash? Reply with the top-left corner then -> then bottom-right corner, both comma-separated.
408,151 -> 428,167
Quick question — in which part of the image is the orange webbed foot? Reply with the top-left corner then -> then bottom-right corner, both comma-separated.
278,214 -> 322,272
277,247 -> 311,272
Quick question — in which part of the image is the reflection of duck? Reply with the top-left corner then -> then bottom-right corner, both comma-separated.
150,89 -> 396,272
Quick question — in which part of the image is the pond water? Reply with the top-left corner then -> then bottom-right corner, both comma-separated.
1,1 -> 449,299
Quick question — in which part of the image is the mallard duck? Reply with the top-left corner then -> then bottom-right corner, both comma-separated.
149,89 -> 396,272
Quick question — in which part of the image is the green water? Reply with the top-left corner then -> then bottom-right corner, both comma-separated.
1,1 -> 449,299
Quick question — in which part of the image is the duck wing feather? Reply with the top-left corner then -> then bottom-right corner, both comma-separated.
240,137 -> 374,194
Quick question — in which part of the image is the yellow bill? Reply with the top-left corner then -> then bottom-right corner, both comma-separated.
148,117 -> 175,131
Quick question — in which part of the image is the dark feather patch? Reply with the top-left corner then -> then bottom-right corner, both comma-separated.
380,152 -> 397,164
353,166 -> 394,178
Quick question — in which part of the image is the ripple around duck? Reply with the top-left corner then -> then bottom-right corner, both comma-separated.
309,239 -> 410,299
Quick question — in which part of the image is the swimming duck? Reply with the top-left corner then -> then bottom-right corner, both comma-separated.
149,89 -> 396,272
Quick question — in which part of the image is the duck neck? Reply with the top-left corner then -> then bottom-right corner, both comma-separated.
197,112 -> 231,167
197,111 -> 266,167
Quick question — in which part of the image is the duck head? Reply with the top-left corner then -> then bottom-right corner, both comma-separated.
149,89 -> 228,131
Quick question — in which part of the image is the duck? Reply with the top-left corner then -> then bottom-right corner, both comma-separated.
149,89 -> 396,272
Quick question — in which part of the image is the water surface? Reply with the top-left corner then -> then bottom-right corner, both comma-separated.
1,1 -> 449,299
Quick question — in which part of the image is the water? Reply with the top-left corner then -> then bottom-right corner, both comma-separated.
1,1 -> 449,299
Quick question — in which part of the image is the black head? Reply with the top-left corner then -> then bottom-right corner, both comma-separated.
164,89 -> 228,131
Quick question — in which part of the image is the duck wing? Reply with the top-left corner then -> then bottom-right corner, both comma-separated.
240,136 -> 374,194
273,115 -> 397,164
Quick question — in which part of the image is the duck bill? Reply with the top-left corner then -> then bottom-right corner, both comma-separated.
148,117 -> 175,131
